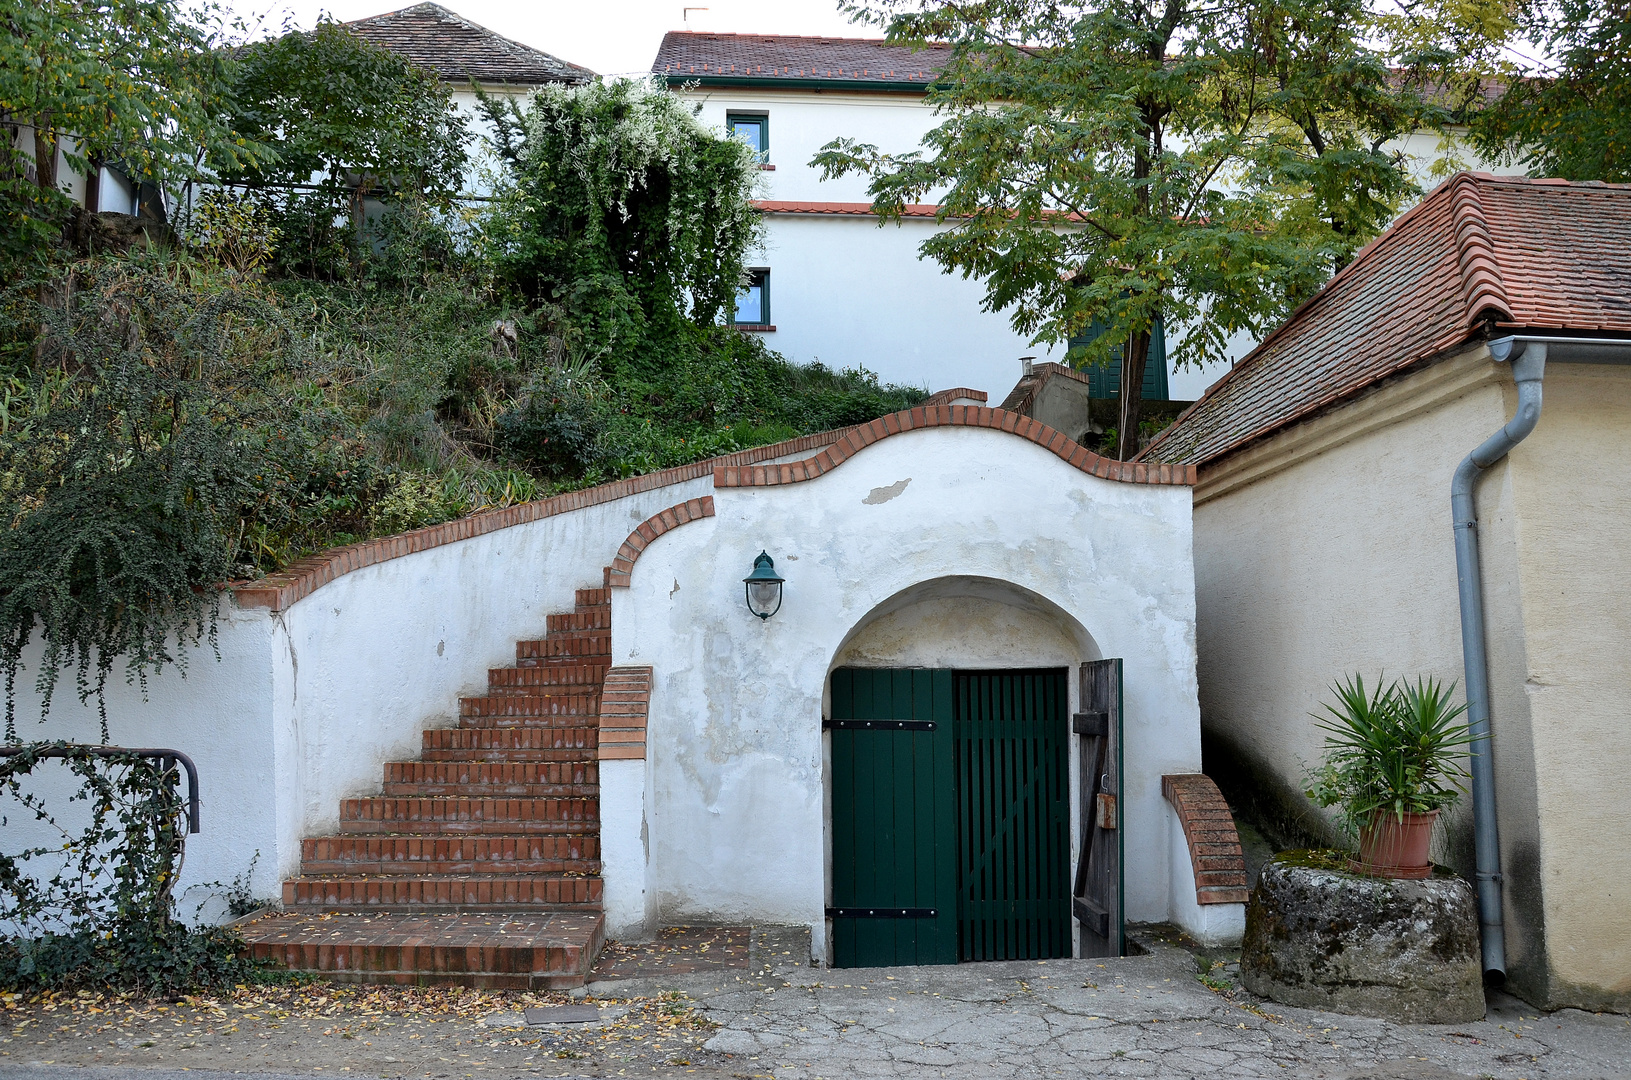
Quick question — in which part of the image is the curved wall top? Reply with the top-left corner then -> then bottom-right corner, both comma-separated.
232,406 -> 1193,613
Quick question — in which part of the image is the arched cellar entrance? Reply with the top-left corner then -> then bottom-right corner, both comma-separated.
823,579 -> 1124,968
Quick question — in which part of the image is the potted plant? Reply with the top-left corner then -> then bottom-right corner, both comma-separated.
1304,675 -> 1475,879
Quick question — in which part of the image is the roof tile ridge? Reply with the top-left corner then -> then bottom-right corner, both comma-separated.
353,1 -> 594,77
1448,173 -> 1513,326
659,30 -> 950,47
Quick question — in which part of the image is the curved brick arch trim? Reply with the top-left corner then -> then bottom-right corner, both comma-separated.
714,406 -> 1197,489
234,432 -> 844,612
606,497 -> 715,589
920,386 -> 988,407
1162,774 -> 1250,905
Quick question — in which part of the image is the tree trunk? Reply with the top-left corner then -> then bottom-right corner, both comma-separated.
32,120 -> 57,194
1116,328 -> 1150,461
83,153 -> 102,212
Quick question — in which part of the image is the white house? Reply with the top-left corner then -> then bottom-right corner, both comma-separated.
345,2 -> 593,188
653,32 -> 1082,399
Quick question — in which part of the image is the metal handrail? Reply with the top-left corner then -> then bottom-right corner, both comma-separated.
0,745 -> 200,833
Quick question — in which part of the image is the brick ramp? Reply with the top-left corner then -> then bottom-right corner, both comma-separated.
237,588 -> 612,988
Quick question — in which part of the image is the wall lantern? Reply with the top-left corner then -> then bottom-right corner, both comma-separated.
742,551 -> 785,620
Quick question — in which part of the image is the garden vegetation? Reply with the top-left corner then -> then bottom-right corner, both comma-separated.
0,7 -> 919,990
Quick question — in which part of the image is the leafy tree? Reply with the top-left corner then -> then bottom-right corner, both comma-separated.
1471,0 -> 1631,182
817,1 -> 1448,458
219,18 -> 469,272
480,77 -> 763,377
0,0 -> 261,271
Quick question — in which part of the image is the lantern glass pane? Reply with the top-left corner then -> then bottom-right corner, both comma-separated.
748,580 -> 781,615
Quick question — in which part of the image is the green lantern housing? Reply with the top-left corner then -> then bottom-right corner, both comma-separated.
743,551 -> 785,620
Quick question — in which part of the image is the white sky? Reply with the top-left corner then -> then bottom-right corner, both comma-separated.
229,0 -> 870,78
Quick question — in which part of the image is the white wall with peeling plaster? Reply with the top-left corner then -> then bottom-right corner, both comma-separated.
6,421 -> 1206,957
610,424 -> 1201,954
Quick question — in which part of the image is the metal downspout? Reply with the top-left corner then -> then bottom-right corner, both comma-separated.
1451,338 -> 1546,983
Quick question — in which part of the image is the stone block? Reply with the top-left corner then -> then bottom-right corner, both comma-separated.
1240,852 -> 1484,1023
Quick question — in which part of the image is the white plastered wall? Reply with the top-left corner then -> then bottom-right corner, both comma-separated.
1503,362 -> 1631,1009
756,212 -> 1065,396
1166,805 -> 1245,946
610,424 -> 1201,953
4,476 -> 713,918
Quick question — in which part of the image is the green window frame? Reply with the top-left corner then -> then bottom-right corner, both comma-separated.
732,268 -> 770,326
726,112 -> 769,162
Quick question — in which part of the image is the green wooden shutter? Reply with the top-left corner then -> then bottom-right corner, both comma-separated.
1067,319 -> 1169,401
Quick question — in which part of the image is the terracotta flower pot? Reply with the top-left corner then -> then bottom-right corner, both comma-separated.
1349,809 -> 1439,879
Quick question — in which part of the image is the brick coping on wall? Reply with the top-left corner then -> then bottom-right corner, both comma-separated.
715,405 -> 1198,489
234,406 -> 1193,612
920,387 -> 989,406
231,431 -> 849,612
606,497 -> 716,588
1162,774 -> 1251,905
598,666 -> 652,760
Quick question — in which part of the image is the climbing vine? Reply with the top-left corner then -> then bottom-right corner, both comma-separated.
0,742 -> 264,991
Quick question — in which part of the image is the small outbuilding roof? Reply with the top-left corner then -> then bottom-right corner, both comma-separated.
1139,173 -> 1631,468
654,32 -> 949,89
347,3 -> 594,86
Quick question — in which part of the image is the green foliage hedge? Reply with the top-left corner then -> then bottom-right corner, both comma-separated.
0,198 -> 922,728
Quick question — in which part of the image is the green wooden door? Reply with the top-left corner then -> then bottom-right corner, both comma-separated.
828,668 -> 959,967
829,668 -> 1071,967
955,670 -> 1072,961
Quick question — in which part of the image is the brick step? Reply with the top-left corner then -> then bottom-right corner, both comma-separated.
382,781 -> 599,799
456,715 -> 599,733
426,726 -> 597,750
516,634 -> 610,661
339,797 -> 597,833
283,875 -> 603,910
547,608 -> 610,632
302,855 -> 599,877
385,761 -> 597,787
459,695 -> 599,720
239,911 -> 606,990
516,654 -> 612,670
575,588 -> 610,608
421,739 -> 597,763
302,833 -> 599,872
486,665 -> 607,696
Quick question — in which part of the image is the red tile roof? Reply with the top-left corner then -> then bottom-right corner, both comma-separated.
347,3 -> 593,86
1140,173 -> 1631,468
653,32 -> 949,88
755,200 -> 942,217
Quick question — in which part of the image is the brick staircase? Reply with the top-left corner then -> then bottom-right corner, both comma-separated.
237,588 -> 614,988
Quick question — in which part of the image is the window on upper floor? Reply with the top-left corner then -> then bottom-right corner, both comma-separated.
727,112 -> 768,163
733,268 -> 770,327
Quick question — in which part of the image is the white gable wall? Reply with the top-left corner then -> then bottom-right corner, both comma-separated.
610,423 -> 1201,957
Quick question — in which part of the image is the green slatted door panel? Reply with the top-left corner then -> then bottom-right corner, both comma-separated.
954,670 -> 1071,961
828,668 -> 957,968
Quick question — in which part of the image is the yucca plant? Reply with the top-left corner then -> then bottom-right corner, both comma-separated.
1304,674 -> 1475,838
